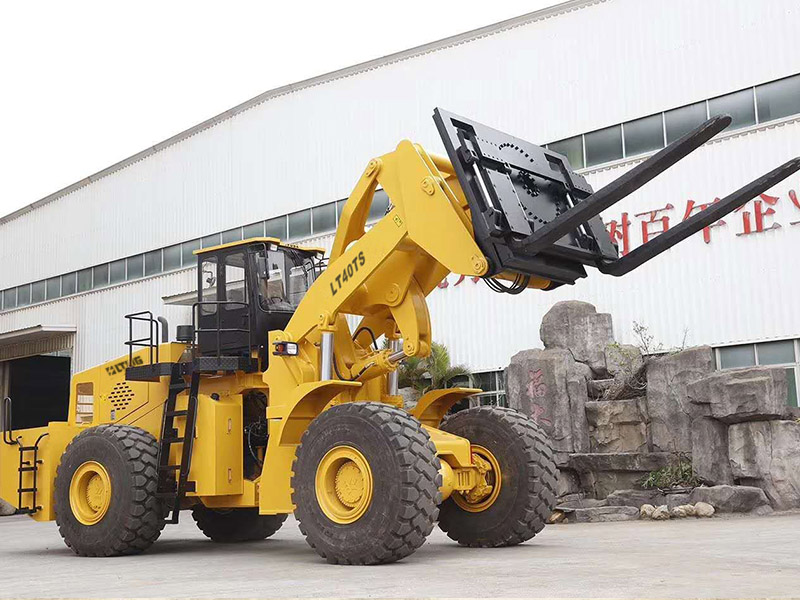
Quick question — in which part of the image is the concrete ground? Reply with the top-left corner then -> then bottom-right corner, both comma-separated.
0,512 -> 798,598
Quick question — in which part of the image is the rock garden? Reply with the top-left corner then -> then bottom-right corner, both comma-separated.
505,300 -> 800,524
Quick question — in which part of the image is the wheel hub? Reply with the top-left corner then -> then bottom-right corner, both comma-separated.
69,461 -> 112,526
453,445 -> 502,513
315,446 -> 373,524
334,461 -> 365,507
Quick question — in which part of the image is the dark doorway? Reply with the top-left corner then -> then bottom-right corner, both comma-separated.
7,355 -> 71,429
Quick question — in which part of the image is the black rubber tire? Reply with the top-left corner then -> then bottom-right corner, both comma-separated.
54,425 -> 165,556
438,406 -> 557,547
292,402 -> 441,565
192,505 -> 287,542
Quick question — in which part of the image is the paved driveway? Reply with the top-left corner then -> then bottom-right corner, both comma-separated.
0,511 -> 797,598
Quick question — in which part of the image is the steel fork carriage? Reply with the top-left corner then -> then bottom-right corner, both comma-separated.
434,109 -> 800,289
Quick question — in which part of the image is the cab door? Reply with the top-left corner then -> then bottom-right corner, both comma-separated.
196,249 -> 252,356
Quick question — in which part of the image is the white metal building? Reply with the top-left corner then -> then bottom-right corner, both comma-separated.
2,0 -> 800,419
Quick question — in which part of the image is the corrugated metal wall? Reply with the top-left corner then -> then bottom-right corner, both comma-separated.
1,0 -> 799,373
2,0 -> 799,286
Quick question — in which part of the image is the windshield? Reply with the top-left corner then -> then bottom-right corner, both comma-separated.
252,245 -> 317,311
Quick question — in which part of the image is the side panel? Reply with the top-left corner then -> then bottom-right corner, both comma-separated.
188,394 -> 244,497
0,422 -> 83,521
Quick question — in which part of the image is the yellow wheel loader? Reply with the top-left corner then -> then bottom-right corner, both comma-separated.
2,109 -> 797,564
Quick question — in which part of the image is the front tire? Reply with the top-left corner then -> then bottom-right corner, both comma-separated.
292,402 -> 441,565
438,406 -> 557,547
192,505 -> 287,542
54,425 -> 164,556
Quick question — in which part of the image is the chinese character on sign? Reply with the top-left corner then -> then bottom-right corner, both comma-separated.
605,212 -> 631,255
683,198 -> 726,244
635,203 -> 674,244
453,275 -> 480,286
789,190 -> 800,226
735,193 -> 781,236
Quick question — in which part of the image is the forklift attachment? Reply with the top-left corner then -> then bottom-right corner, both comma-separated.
434,108 -> 800,286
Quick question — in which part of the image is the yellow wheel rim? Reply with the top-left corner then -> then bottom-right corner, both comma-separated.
453,445 -> 502,513
69,461 -> 112,526
315,446 -> 373,524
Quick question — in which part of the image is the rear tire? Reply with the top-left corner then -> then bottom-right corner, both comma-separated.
54,425 -> 164,556
438,406 -> 557,547
192,506 -> 287,542
292,402 -> 441,565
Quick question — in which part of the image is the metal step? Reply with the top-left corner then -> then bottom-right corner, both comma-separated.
165,410 -> 188,418
162,436 -> 185,444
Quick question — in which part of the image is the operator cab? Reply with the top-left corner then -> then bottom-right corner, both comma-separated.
194,238 -> 324,367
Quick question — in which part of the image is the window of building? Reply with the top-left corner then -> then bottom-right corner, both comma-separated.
756,74 -> 800,123
468,371 -> 507,407
77,269 -> 93,293
288,210 -> 311,240
221,227 -> 242,244
202,233 -> 221,248
144,250 -> 162,276
46,277 -> 61,300
126,255 -> 144,280
61,272 -> 77,295
243,221 -> 264,239
31,281 -> 45,304
585,125 -> 623,167
709,88 -> 756,130
181,240 -> 200,266
624,113 -> 664,157
17,284 -> 31,307
312,203 -> 337,234
718,344 -> 756,369
3,288 -> 16,310
716,339 -> 799,407
266,215 -> 287,239
92,264 -> 109,289
163,244 -> 182,271
336,200 -> 346,219
548,135 -> 584,169
369,190 -> 390,221
109,260 -> 126,284
665,102 -> 707,144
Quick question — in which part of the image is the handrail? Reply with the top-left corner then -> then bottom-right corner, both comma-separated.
2,396 -> 17,446
2,397 -> 22,447
124,311 -> 161,366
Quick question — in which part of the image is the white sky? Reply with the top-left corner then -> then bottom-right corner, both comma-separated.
0,0 -> 558,218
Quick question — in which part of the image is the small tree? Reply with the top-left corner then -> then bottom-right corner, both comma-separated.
397,341 -> 470,393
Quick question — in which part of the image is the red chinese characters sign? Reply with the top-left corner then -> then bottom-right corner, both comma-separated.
604,184 -> 800,254
435,181 -> 800,289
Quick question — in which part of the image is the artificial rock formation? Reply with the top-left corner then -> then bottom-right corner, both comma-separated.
585,398 -> 648,453
0,498 -> 14,517
504,300 -> 800,512
539,301 -> 614,375
688,367 -> 789,423
506,347 -> 591,455
688,484 -> 771,513
646,346 -> 715,453
728,420 -> 800,510
691,417 -> 734,485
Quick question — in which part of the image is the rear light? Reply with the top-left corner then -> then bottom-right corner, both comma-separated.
272,341 -> 299,356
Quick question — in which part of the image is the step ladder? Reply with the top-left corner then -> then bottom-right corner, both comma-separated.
155,370 -> 200,524
3,397 -> 47,515
16,440 -> 46,514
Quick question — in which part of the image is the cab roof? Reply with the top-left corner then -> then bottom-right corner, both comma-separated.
194,237 -> 326,256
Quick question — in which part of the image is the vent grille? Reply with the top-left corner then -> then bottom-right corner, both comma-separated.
107,382 -> 135,411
